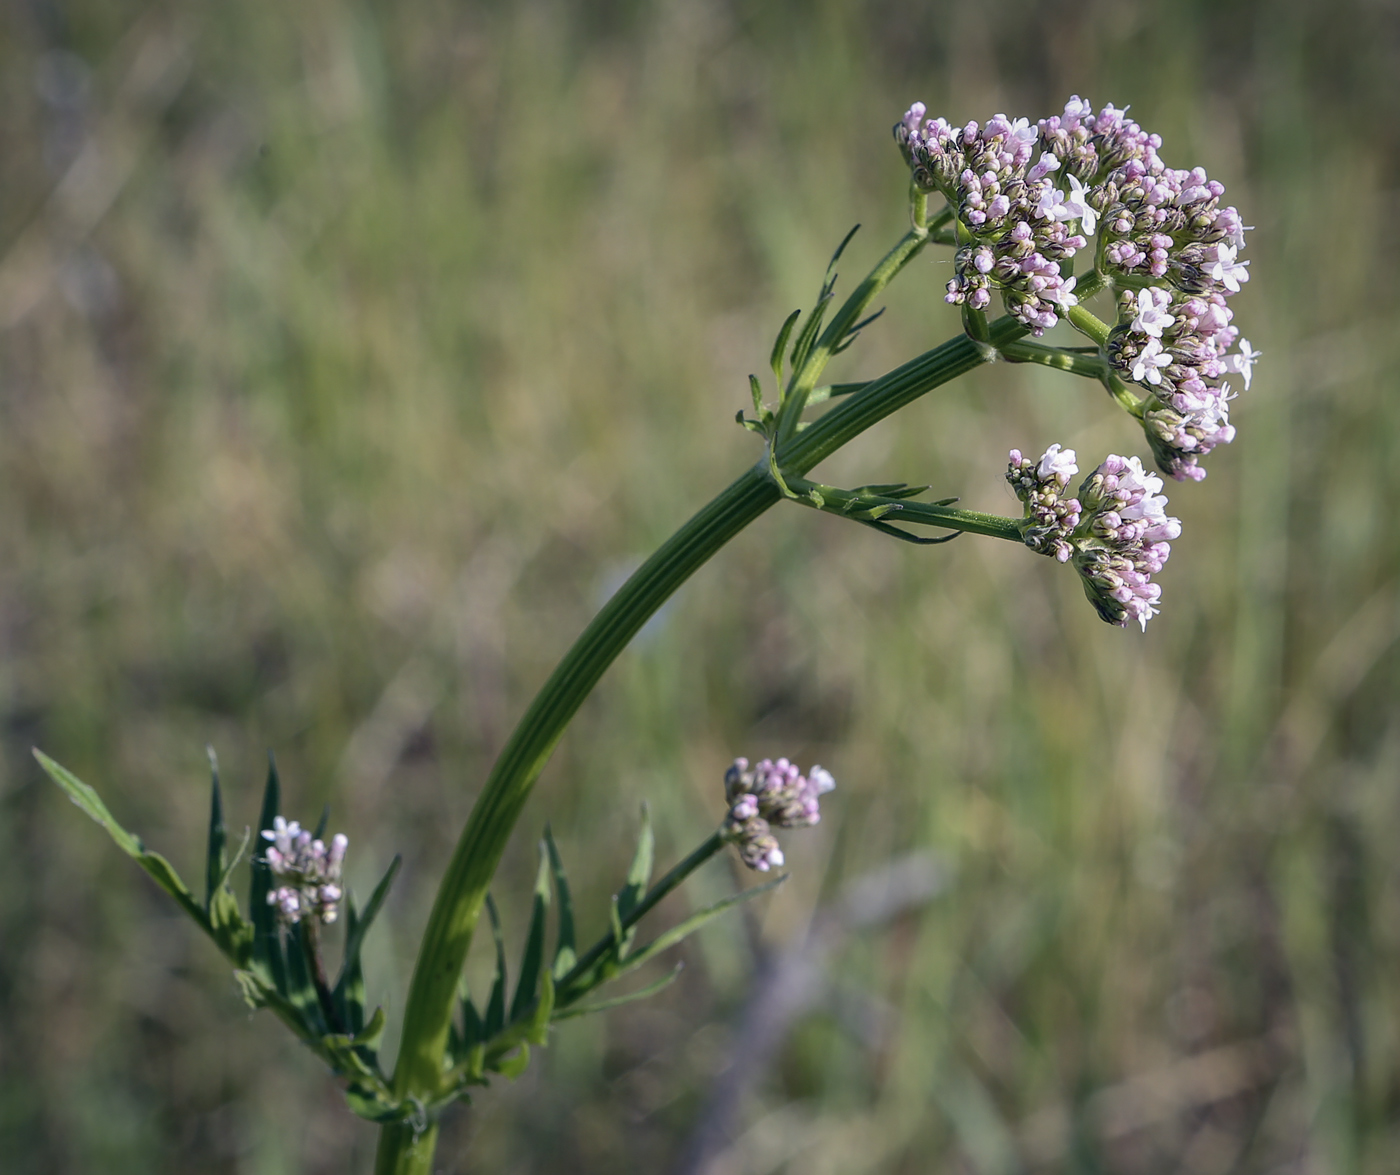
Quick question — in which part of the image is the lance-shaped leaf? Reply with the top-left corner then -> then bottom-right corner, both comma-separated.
770,308 -> 802,384
249,755 -> 289,996
544,826 -> 577,980
447,972 -> 554,1091
450,976 -> 485,1067
552,963 -> 683,1021
332,852 -> 402,1031
788,290 -> 833,377
483,894 -> 508,1038
615,803 -> 654,924
35,751 -> 206,927
558,875 -> 787,1011
510,846 -> 551,1024
204,748 -> 226,912
285,926 -> 327,1037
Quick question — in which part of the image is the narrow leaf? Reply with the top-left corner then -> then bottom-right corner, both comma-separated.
312,803 -> 330,841
510,846 -> 551,1024
285,928 -> 326,1037
769,308 -> 802,382
553,964 -> 684,1021
789,291 -> 832,375
573,875 -> 787,1004
459,986 -> 485,1054
616,803 -> 654,923
827,222 -> 861,273
249,754 -> 286,995
333,854 -> 402,1003
846,306 -> 885,337
858,518 -> 961,545
484,894 -> 508,1038
34,750 -> 206,926
544,827 -> 577,980
337,895 -> 366,1034
748,373 -> 765,415
204,747 -> 226,912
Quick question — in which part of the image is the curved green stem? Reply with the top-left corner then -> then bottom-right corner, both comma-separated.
375,251 -> 1027,1175
784,475 -> 1024,543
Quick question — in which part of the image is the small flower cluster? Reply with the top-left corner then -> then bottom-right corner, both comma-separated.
1109,286 -> 1258,481
1007,444 -> 1081,562
896,96 -> 1258,479
721,757 -> 835,872
261,816 -> 348,927
895,105 -> 1087,331
1010,445 -> 1182,630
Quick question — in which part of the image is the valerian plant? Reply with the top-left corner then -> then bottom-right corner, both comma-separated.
38,96 -> 1256,1173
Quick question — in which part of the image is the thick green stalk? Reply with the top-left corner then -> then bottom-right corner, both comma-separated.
375,257 -> 1027,1175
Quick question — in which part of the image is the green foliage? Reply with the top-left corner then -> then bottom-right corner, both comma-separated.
35,751 -> 409,1123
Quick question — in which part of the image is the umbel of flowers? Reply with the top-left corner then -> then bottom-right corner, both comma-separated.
261,816 -> 348,926
895,96 -> 1258,483
1008,445 -> 1182,630
722,757 -> 835,871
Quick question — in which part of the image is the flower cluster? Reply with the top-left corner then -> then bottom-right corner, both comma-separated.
261,816 -> 348,927
896,96 -> 1258,479
1010,445 -> 1182,630
1109,286 -> 1258,481
1007,444 -> 1082,562
721,757 -> 835,872
895,104 -> 1088,331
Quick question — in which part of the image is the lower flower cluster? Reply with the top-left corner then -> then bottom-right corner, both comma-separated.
261,816 -> 348,927
1009,445 -> 1182,630
722,757 -> 835,871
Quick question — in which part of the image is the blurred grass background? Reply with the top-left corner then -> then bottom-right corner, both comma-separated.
2,0 -> 1399,1171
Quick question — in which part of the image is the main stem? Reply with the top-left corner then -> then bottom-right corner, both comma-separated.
375,239 -> 1027,1173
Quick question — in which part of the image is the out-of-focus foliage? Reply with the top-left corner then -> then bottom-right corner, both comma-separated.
2,0 -> 1399,1172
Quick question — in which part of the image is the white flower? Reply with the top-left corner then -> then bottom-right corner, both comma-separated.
1208,243 -> 1250,293
1045,274 -> 1078,310
1037,443 -> 1079,483
1131,287 -> 1175,338
1033,182 -> 1064,220
1057,174 -> 1098,234
1130,338 -> 1172,385
1006,116 -> 1037,147
1227,338 -> 1262,390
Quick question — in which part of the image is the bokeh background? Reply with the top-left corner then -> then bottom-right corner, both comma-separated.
3,0 -> 1399,1171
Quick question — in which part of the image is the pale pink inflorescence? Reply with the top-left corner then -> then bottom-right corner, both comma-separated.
261,816 -> 348,927
1008,444 -> 1182,630
896,96 -> 1258,482
722,757 -> 836,872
